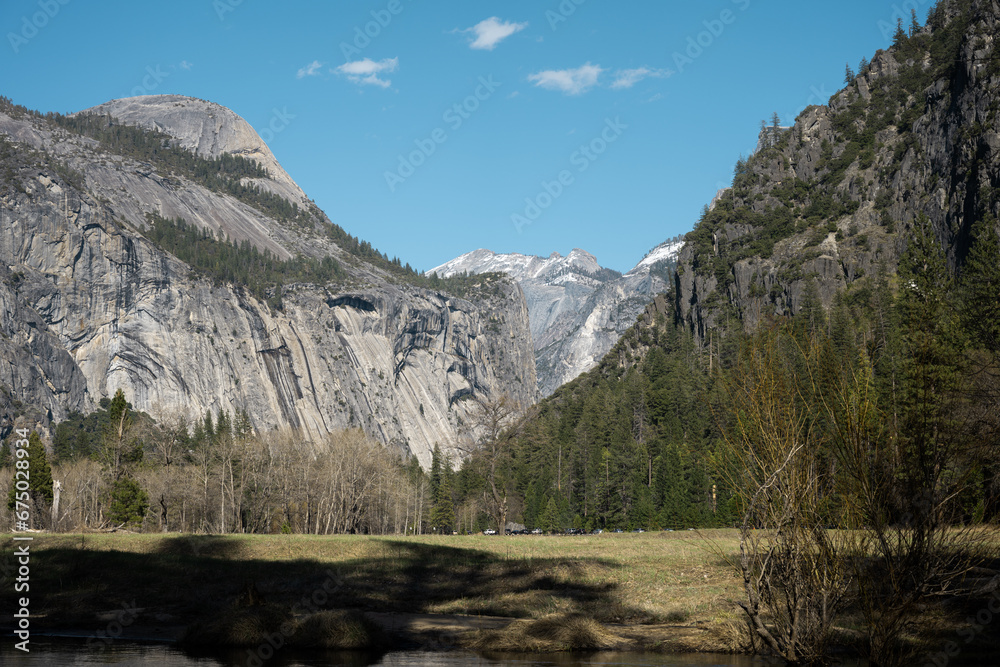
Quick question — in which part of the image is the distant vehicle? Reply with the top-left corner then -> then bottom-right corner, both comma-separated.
612,528 -> 624,533
483,528 -> 497,535
632,528 -> 645,533
530,528 -> 543,535
590,528 -> 603,535
565,528 -> 584,535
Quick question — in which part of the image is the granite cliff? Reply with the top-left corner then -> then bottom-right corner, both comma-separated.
0,95 -> 536,466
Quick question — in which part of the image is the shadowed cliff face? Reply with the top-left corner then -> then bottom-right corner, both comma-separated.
0,96 -> 536,467
675,0 -> 1000,340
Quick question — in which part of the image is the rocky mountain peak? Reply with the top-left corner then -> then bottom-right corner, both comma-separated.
429,240 -> 681,395
79,95 -> 306,206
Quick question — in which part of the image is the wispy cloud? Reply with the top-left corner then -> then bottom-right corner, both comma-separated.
611,67 -> 673,89
334,57 -> 399,88
179,60 -> 193,71
528,63 -> 603,95
296,60 -> 323,79
463,17 -> 527,50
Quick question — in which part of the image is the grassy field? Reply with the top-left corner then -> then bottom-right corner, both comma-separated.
0,530 -> 746,651
2,529 -> 997,657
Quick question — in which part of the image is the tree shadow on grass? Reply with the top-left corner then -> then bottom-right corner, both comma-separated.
4,534 -> 652,626
329,539 -> 627,620
0,534 -> 679,666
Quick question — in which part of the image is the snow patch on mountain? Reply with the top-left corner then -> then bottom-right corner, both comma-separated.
428,239 -> 683,395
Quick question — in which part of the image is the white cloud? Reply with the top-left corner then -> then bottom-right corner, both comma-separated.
611,67 -> 673,89
334,57 -> 399,88
527,63 -> 603,95
179,60 -> 193,71
465,17 -> 527,50
296,60 -> 323,79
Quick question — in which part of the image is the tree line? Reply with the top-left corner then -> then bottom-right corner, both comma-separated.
430,211 -> 998,665
2,390 -> 436,535
145,213 -> 344,310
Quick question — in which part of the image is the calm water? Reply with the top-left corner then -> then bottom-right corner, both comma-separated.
0,639 -> 776,666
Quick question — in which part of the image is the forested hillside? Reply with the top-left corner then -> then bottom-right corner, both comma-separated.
446,0 -> 1000,536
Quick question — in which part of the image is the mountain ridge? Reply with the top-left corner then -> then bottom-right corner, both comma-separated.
428,239 -> 681,395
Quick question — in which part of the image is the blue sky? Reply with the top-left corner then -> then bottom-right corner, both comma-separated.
1,0 -> 928,273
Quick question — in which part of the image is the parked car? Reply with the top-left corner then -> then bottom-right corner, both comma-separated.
530,528 -> 543,535
590,528 -> 603,535
483,528 -> 497,535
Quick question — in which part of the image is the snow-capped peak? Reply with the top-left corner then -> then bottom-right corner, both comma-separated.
427,248 -> 604,283
626,240 -> 684,275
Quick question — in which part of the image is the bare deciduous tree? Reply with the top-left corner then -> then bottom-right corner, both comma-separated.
718,329 -> 849,664
459,394 -> 524,534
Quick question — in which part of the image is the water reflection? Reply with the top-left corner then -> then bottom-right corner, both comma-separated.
0,639 -> 768,666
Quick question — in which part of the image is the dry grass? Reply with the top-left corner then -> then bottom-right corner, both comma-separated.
181,605 -> 291,647
470,613 -> 622,652
181,606 -> 380,649
4,529 -> 994,655
0,530 -> 743,640
291,610 -> 382,649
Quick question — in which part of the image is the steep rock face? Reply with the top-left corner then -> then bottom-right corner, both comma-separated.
430,241 -> 680,395
0,97 -> 536,467
82,95 -> 307,208
675,0 -> 1000,339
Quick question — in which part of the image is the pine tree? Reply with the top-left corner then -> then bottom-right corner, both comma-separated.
959,215 -> 1000,349
101,389 -> 142,480
540,496 -> 559,533
893,18 -> 907,47
909,8 -> 920,37
108,476 -> 149,528
215,410 -> 232,442
203,410 -> 215,440
858,56 -> 870,75
429,466 -> 455,534
845,63 -> 856,84
234,408 -> 253,438
895,216 -> 965,521
957,215 -> 1000,520
7,432 -> 54,520
429,443 -> 443,501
